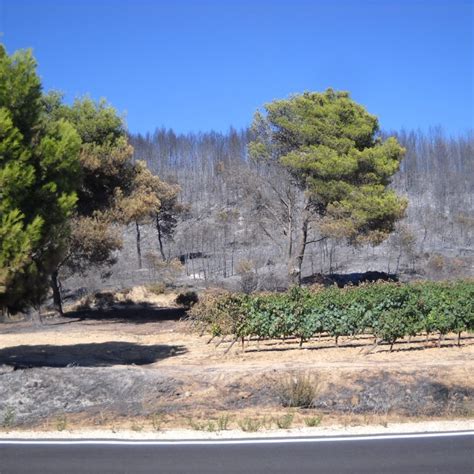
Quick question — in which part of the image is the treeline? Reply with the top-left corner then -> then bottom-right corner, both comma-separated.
131,126 -> 473,206
124,125 -> 473,290
131,126 -> 473,196
190,281 -> 474,351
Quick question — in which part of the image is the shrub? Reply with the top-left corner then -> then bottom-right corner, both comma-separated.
276,413 -> 294,429
150,412 -> 164,431
276,374 -> 317,408
189,290 -> 248,336
94,292 -> 115,309
304,415 -> 323,427
56,414 -> 68,431
237,417 -> 262,432
217,414 -> 230,431
2,406 -> 15,429
176,291 -> 199,309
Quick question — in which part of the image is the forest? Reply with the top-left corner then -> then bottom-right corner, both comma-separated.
118,124 -> 473,292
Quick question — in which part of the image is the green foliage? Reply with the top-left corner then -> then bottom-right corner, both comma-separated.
1,406 -> 16,429
275,412 -> 294,429
190,281 -> 474,349
237,417 -> 262,432
249,89 -> 407,245
217,414 -> 230,431
0,46 -> 41,142
55,413 -> 68,431
0,45 -> 80,312
304,415 -> 323,427
1,46 -> 181,313
43,94 -> 133,215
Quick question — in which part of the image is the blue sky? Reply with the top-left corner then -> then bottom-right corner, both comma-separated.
1,0 -> 473,135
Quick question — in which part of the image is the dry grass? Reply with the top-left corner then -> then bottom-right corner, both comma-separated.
274,374 -> 318,408
17,407 -> 471,434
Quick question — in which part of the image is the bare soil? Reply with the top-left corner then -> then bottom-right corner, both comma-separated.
0,294 -> 473,432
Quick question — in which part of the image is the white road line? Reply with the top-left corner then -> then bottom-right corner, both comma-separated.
0,431 -> 473,446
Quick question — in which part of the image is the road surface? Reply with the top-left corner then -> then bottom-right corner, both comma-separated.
0,431 -> 473,473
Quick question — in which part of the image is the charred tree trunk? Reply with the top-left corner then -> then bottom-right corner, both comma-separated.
155,214 -> 166,260
136,221 -> 142,269
287,210 -> 293,263
50,269 -> 63,316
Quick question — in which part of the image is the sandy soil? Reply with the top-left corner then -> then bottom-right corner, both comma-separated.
1,308 -> 472,373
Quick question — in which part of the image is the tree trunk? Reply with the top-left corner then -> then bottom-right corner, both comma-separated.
136,221 -> 142,269
287,210 -> 293,263
1,306 -> 10,322
288,211 -> 310,286
32,306 -> 43,327
155,214 -> 166,261
51,269 -> 63,316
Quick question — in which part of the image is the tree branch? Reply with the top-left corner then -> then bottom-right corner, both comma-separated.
305,237 -> 327,245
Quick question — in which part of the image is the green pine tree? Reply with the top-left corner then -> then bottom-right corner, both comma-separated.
0,45 -> 80,314
249,89 -> 407,284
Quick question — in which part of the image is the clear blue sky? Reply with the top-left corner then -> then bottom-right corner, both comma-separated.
1,0 -> 473,135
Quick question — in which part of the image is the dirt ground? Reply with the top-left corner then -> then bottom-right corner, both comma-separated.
1,304 -> 472,372
0,293 -> 473,432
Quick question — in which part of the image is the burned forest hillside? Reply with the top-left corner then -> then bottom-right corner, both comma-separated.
65,127 -> 473,294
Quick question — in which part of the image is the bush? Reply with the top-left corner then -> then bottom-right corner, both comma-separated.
237,417 -> 262,432
94,292 -> 115,309
236,259 -> 259,294
276,413 -> 294,429
176,291 -> 199,309
189,290 -> 248,336
275,374 -> 317,408
304,415 -> 323,427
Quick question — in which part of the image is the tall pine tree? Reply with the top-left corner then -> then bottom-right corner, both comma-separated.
250,89 -> 407,284
0,45 -> 80,314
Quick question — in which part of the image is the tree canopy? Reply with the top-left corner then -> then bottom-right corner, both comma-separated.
0,46 -> 81,312
249,89 -> 407,283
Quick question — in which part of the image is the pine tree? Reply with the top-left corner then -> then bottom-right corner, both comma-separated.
249,89 -> 407,284
0,45 -> 80,313
46,96 -> 182,312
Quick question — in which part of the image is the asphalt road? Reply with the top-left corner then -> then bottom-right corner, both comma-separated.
0,432 -> 473,474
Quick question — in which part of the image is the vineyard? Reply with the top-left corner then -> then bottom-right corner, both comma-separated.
190,281 -> 474,352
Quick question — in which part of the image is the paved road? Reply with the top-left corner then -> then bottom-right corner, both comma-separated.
0,432 -> 473,473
